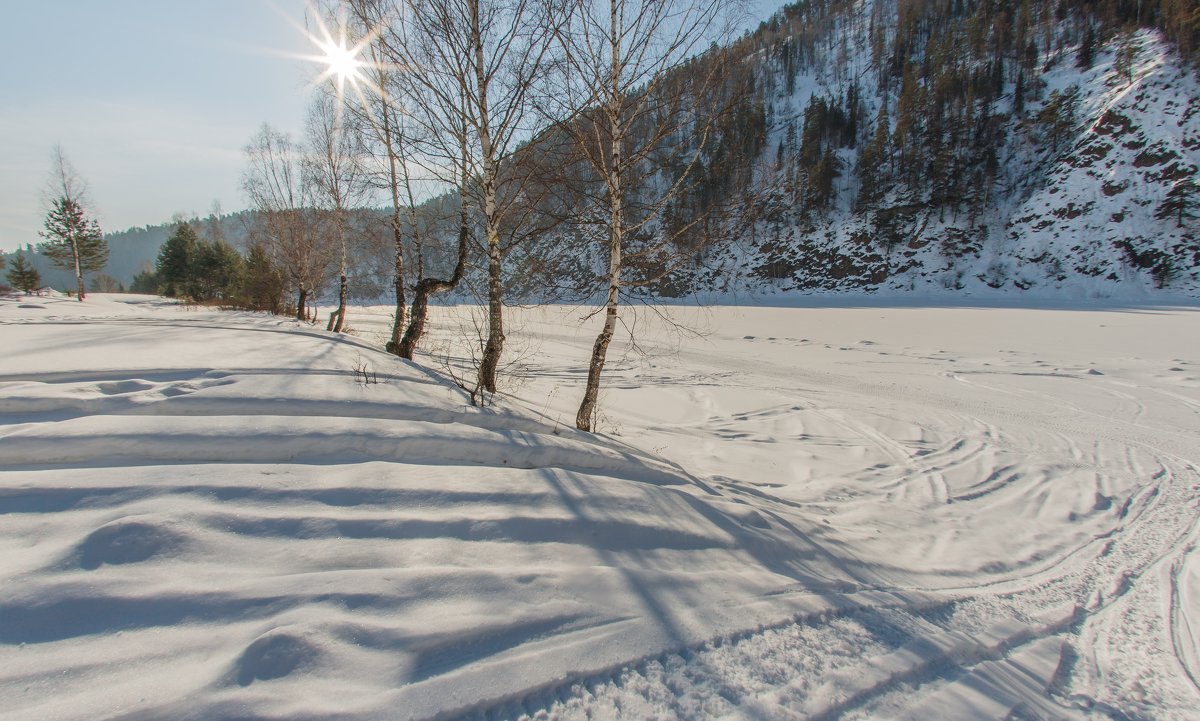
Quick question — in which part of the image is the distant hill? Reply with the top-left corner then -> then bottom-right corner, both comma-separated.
2,212 -> 255,291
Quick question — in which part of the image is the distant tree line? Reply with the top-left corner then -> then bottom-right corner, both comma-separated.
132,221 -> 289,313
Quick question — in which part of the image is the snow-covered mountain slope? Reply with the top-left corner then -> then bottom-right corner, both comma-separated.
606,1 -> 1200,300
1009,30 -> 1200,293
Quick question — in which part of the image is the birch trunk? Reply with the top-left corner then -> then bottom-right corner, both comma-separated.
576,226 -> 620,430
477,173 -> 506,391
71,235 -> 85,301
381,102 -> 408,354
399,194 -> 470,359
576,0 -> 624,431
330,215 -> 349,332
472,0 -> 505,394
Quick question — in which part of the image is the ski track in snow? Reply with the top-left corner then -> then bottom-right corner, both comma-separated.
1,296 -> 1199,721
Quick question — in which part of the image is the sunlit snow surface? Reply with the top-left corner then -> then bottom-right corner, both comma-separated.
2,294 -> 1198,720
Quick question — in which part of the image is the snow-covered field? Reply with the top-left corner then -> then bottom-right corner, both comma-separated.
2,294 -> 1198,721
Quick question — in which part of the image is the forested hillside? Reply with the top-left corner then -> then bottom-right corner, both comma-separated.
529,0 -> 1200,298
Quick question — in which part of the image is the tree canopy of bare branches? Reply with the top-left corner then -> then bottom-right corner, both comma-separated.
242,124 -> 334,320
347,0 -> 566,393
305,91 -> 369,332
549,0 -> 741,430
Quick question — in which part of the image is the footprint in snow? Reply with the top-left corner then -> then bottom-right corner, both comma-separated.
95,379 -> 156,395
234,630 -> 321,686
77,520 -> 184,570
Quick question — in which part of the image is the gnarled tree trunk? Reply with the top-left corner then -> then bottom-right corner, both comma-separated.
399,200 -> 470,359
296,286 -> 308,321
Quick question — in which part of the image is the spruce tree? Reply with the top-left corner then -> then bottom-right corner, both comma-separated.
1156,179 -> 1200,227
5,252 -> 41,294
856,107 -> 890,210
38,197 -> 107,300
1077,26 -> 1096,70
155,223 -> 200,298
238,243 -> 287,313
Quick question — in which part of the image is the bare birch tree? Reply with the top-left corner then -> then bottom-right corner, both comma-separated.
551,0 -> 739,430
305,92 -> 367,332
347,0 -> 563,393
335,2 -> 467,360
242,124 -> 332,320
38,147 -> 108,301
352,30 -> 412,352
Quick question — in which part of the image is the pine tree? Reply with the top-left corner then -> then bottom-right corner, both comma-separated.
808,148 -> 840,209
5,252 -> 41,294
1156,179 -> 1200,227
130,267 -> 160,294
38,197 -> 108,300
1037,89 -> 1077,153
893,63 -> 922,178
194,241 -> 244,301
1115,31 -> 1137,84
1077,25 -> 1096,70
237,243 -> 287,313
155,223 -> 200,298
856,107 -> 890,210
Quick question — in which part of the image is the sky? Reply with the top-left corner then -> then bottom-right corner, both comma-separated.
0,0 -> 780,253
0,0 -> 318,252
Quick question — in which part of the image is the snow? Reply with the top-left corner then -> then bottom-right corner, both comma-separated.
673,4 -> 1200,298
2,293 -> 1199,720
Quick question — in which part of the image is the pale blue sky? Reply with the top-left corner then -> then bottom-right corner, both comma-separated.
0,0 -> 315,251
0,1 -> 780,252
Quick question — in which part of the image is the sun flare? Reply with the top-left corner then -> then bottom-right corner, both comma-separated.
317,37 -> 363,85
275,4 -> 389,115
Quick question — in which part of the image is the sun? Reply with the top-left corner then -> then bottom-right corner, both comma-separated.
317,36 -> 363,86
275,4 -> 388,113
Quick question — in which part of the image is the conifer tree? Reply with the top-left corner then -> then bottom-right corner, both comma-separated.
1156,179 -> 1200,227
1115,31 -> 1137,84
5,252 -> 41,294
38,147 -> 107,301
237,243 -> 287,313
1077,25 -> 1096,70
856,108 -> 890,211
39,197 -> 107,300
130,267 -> 160,294
194,240 -> 244,301
156,223 -> 200,298
808,148 -> 840,209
